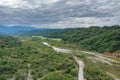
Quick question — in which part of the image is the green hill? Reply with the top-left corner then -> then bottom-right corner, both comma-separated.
21,25 -> 120,53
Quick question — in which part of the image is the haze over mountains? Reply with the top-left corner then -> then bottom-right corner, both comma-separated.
0,25 -> 38,34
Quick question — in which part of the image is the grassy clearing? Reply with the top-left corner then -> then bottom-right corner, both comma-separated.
32,36 -> 61,41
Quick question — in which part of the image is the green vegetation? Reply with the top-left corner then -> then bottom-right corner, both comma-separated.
22,25 -> 120,53
0,35 -> 76,80
0,35 -> 21,48
81,29 -> 120,52
1,25 -> 119,79
41,72 -> 75,80
32,36 -> 61,41
0,35 -> 115,80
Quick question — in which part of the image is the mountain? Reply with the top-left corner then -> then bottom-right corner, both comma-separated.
0,25 -> 38,34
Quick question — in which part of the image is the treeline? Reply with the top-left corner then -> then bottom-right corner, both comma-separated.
21,25 -> 120,53
0,35 -> 21,48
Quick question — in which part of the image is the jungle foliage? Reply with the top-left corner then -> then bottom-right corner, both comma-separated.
22,25 -> 120,53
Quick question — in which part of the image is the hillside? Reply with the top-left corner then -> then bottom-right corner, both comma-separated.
81,29 -> 120,52
21,25 -> 120,53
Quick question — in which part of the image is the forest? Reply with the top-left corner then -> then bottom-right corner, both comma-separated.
0,35 -> 117,80
0,35 -> 21,48
21,25 -> 120,53
0,26 -> 120,80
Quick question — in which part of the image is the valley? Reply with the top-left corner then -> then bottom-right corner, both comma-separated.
0,26 -> 120,80
0,0 -> 120,79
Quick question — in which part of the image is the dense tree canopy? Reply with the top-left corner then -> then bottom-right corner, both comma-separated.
0,35 -> 21,48
21,25 -> 120,53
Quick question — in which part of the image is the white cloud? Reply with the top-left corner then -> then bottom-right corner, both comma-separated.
66,0 -> 91,6
0,0 -> 120,28
42,0 -> 60,4
0,0 -> 31,9
37,16 -> 120,28
0,0 -> 60,9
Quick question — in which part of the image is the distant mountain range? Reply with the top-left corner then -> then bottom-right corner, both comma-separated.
0,25 -> 38,34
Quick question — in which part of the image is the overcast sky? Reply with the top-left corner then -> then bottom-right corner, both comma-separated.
0,0 -> 120,28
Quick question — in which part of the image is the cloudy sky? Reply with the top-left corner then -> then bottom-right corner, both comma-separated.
0,0 -> 120,28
